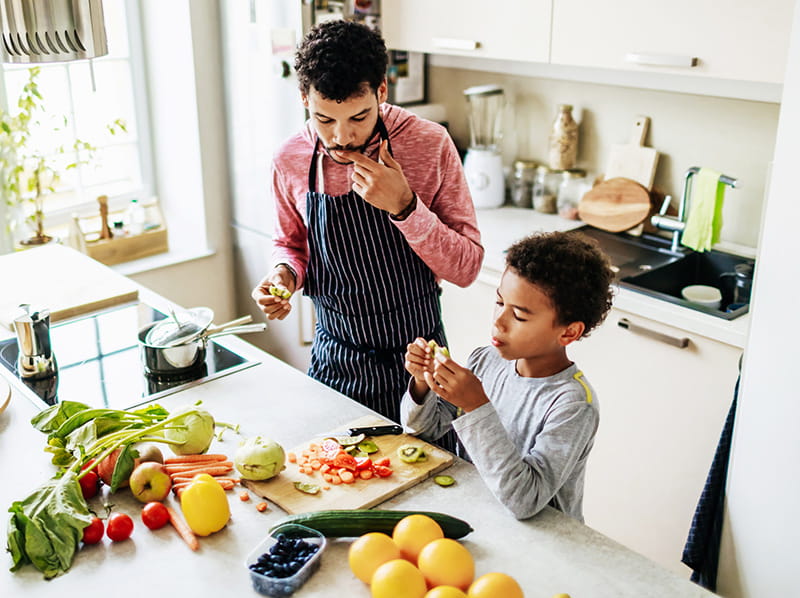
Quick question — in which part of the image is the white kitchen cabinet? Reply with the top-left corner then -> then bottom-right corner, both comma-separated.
440,277 -> 497,363
551,0 -> 793,84
381,0 -> 551,63
569,307 -> 742,574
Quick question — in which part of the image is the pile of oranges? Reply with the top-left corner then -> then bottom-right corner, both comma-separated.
348,514 -> 524,598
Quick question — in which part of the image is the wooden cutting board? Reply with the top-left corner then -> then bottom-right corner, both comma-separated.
0,244 -> 139,329
578,177 -> 652,232
605,116 -> 659,190
243,415 -> 455,514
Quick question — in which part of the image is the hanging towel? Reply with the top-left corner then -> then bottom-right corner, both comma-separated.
681,368 -> 740,591
681,168 -> 726,252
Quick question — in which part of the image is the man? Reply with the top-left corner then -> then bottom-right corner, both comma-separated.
252,20 -> 483,426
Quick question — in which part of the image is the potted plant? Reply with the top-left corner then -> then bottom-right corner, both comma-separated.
0,67 -> 125,248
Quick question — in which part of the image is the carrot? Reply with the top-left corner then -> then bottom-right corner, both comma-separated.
322,485 -> 330,491
330,474 -> 342,485
256,502 -> 268,512
164,454 -> 228,465
171,475 -> 239,485
172,479 -> 236,493
239,491 -> 250,501
165,461 -> 234,473
166,506 -> 199,551
165,464 -> 234,478
339,470 -> 355,484
358,469 -> 374,480
287,452 -> 297,463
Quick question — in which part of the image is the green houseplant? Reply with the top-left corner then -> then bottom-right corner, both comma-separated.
0,67 -> 125,247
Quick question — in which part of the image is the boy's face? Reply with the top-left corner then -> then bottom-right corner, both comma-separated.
303,80 -> 388,165
491,268 -> 581,363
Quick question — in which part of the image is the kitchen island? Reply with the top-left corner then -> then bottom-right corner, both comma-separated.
0,246 -> 714,597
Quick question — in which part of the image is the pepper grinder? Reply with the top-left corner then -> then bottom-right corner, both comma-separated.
97,195 -> 113,239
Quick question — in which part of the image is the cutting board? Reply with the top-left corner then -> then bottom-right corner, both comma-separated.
605,116 -> 659,191
243,415 -> 455,514
0,244 -> 139,329
578,177 -> 652,232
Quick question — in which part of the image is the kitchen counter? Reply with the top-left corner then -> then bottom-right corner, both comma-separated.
475,207 -> 752,348
0,247 -> 715,597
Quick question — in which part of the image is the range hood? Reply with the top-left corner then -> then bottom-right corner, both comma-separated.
0,0 -> 107,64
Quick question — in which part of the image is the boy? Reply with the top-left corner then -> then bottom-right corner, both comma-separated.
401,231 -> 614,521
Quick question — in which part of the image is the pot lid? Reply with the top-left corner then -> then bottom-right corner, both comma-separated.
145,307 -> 214,347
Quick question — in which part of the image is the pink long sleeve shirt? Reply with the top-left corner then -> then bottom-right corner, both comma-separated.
270,104 -> 484,290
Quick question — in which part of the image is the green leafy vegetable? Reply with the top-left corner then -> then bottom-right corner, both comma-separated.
7,471 -> 92,579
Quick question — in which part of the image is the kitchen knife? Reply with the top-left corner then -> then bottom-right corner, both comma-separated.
347,424 -> 403,436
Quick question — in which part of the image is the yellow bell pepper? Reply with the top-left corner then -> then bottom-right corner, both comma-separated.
180,473 -> 231,536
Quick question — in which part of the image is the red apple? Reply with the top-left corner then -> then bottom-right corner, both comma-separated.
129,462 -> 172,503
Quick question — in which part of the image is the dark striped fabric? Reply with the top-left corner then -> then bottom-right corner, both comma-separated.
303,119 -> 448,429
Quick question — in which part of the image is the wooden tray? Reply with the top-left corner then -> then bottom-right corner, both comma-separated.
243,415 -> 454,514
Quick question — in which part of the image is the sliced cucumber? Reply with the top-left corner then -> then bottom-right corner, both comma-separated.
434,475 -> 455,487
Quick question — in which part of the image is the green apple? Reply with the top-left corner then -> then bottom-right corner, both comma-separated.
129,462 -> 172,503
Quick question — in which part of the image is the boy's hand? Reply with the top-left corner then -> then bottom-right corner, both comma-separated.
252,265 -> 296,320
425,352 -> 490,413
404,337 -> 434,402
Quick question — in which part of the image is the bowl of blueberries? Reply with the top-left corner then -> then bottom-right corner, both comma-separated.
245,523 -> 326,596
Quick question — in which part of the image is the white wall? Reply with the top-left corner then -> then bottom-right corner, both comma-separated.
427,67 -> 780,249
717,1 -> 800,595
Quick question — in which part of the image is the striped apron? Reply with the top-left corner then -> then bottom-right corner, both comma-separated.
304,118 -> 448,428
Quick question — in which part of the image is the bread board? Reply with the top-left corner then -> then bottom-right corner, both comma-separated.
243,415 -> 454,514
605,116 -> 659,191
0,244 -> 139,329
578,177 -> 652,232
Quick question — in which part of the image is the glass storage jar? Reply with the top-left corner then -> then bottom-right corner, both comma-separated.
509,159 -> 538,208
532,166 -> 560,214
556,169 -> 589,219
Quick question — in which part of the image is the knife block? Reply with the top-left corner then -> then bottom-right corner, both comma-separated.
73,200 -> 169,265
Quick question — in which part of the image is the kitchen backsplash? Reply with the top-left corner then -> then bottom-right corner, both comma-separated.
426,65 -> 780,250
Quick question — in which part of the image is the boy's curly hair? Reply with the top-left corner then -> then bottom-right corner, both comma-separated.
295,20 -> 387,101
505,231 -> 615,337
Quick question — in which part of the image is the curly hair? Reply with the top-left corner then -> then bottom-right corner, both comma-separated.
295,20 -> 387,101
505,231 -> 615,337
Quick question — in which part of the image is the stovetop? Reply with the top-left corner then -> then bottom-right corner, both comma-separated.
0,302 -> 258,411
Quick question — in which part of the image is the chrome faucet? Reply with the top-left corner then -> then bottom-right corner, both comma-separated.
650,166 -> 738,252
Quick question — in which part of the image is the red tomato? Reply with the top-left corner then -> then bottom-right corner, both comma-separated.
354,457 -> 373,471
333,451 -> 358,472
374,457 -> 391,467
81,459 -> 96,471
79,470 -> 100,500
82,517 -> 104,545
141,501 -> 170,530
373,465 -> 393,477
106,512 -> 134,542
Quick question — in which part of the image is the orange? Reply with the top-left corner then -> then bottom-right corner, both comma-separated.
392,514 -> 444,563
370,559 -> 427,598
348,532 -> 401,584
466,572 -> 524,598
417,538 -> 475,590
425,587 -> 468,598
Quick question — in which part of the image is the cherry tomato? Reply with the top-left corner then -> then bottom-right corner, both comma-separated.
373,465 -> 393,477
106,512 -> 134,542
79,470 -> 100,500
141,501 -> 170,530
82,517 -> 104,545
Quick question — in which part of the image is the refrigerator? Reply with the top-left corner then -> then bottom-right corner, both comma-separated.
221,0 -> 331,372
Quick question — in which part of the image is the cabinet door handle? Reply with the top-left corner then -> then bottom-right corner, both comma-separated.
625,52 -> 698,68
433,37 -> 480,51
617,318 -> 690,349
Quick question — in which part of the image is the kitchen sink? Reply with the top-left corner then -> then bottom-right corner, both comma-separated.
574,226 -> 755,320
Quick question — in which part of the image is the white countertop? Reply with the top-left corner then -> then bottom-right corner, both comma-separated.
0,247 -> 717,597
475,207 -> 751,348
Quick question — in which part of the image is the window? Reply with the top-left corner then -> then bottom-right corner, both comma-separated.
1,0 -> 151,231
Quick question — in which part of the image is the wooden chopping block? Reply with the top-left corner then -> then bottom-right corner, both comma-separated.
578,177 -> 652,232
605,116 -> 659,190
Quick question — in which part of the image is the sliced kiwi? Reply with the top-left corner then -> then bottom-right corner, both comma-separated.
398,444 -> 426,463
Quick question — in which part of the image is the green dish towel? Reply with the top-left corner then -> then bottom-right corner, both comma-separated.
681,168 -> 726,252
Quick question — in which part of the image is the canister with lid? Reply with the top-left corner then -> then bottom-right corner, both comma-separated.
509,159 -> 538,208
532,165 -> 559,214
556,169 -> 590,219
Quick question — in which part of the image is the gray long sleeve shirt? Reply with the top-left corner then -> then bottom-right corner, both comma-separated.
400,346 -> 599,522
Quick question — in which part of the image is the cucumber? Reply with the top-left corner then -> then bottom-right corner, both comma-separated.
270,509 -> 473,539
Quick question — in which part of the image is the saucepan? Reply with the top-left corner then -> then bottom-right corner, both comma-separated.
138,308 -> 266,374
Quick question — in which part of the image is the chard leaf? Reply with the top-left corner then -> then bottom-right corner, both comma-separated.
54,408 -> 126,440
110,444 -> 137,493
7,471 -> 92,579
30,401 -> 91,434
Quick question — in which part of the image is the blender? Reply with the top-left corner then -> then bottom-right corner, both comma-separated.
463,84 -> 505,208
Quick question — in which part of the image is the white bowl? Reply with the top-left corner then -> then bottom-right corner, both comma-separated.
681,284 -> 722,309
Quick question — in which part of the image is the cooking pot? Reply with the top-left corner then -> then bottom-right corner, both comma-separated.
138,320 -> 267,374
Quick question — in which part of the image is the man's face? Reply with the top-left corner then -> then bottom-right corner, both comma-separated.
303,80 -> 387,164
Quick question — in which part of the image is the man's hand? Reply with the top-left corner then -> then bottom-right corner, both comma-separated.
336,140 -> 414,216
251,265 -> 296,321
425,352 -> 490,413
404,337 -> 435,402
